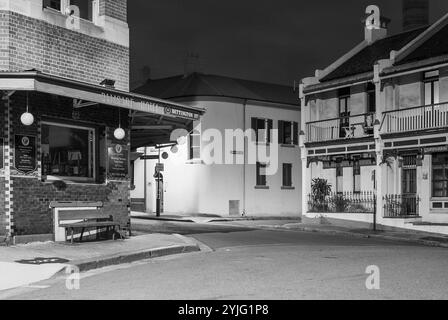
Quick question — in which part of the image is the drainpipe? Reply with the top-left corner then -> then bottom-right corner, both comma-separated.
243,99 -> 248,216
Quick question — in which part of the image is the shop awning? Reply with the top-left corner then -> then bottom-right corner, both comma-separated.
0,71 -> 205,149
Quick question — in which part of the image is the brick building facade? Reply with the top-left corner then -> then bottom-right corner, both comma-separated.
0,0 -> 204,242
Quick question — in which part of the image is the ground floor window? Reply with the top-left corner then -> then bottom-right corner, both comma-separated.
41,122 -> 96,182
336,163 -> 343,194
256,162 -> 267,187
432,152 -> 448,198
282,163 -> 292,187
353,160 -> 361,193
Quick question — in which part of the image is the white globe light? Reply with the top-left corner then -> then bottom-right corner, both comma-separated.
20,112 -> 34,126
170,145 -> 179,154
114,127 -> 126,140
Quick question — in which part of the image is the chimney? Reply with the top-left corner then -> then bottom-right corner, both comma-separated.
364,6 -> 391,44
403,0 -> 429,31
183,52 -> 202,77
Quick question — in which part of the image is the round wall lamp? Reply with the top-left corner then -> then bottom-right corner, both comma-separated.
20,92 -> 34,126
114,109 -> 125,140
114,127 -> 126,140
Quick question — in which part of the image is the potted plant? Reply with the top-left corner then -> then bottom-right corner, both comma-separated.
310,178 -> 332,212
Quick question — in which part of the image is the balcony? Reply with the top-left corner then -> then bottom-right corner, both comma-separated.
306,113 -> 376,143
381,103 -> 448,135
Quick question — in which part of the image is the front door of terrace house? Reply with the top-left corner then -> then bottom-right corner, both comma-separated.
401,155 -> 418,216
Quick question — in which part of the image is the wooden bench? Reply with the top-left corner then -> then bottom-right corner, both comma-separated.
58,210 -> 123,244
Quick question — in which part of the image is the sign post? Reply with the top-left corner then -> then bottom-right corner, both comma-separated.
156,148 -> 161,217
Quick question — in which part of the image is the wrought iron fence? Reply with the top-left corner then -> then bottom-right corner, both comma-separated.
308,191 -> 376,213
383,194 -> 420,218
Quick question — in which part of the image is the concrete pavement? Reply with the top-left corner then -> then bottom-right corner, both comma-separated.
0,233 -> 200,292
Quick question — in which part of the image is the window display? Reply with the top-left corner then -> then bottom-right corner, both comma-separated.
41,122 -> 95,181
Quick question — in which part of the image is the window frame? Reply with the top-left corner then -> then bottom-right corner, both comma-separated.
256,162 -> 267,187
43,0 -> 99,24
366,83 -> 376,113
282,163 -> 293,188
252,117 -> 272,144
353,159 -> 361,194
41,121 -> 97,183
278,120 -> 299,146
188,129 -> 201,161
424,70 -> 440,106
336,163 -> 344,194
432,152 -> 448,198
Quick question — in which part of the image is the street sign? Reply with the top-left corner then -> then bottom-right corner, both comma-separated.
155,163 -> 164,172
140,155 -> 159,160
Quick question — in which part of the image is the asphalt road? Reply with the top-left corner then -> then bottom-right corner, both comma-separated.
5,220 -> 448,300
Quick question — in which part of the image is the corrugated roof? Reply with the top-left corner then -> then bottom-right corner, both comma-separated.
321,26 -> 428,82
134,73 -> 300,106
397,24 -> 448,65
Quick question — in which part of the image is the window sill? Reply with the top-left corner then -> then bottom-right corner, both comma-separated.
255,185 -> 269,190
281,186 -> 295,190
43,7 -> 103,31
43,176 -> 99,185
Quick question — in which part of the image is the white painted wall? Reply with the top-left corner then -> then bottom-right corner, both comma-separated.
132,97 -> 302,217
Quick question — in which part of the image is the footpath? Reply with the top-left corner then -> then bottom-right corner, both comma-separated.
0,233 -> 199,292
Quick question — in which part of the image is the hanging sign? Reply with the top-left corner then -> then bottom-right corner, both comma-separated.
14,135 -> 37,174
107,143 -> 129,180
424,145 -> 448,154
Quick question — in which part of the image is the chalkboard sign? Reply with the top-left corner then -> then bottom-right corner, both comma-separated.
14,135 -> 37,174
0,138 -> 3,170
107,143 -> 129,180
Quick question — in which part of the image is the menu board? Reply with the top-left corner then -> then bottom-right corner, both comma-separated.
14,135 -> 37,174
107,143 -> 129,180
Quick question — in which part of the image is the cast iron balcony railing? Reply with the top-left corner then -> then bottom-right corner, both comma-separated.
306,113 -> 376,143
383,194 -> 420,218
381,102 -> 448,134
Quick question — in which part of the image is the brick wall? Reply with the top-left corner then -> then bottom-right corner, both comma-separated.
0,178 -> 5,236
7,92 -> 131,236
0,10 -> 129,91
100,0 -> 127,22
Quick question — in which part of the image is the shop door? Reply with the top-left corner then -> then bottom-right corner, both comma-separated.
401,156 -> 418,216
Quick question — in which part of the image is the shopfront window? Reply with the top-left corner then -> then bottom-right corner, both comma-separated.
432,152 -> 448,198
41,122 -> 95,182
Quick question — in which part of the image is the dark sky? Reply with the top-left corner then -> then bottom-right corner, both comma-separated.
129,0 -> 448,88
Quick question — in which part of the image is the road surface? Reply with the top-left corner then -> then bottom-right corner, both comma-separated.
4,220 -> 448,300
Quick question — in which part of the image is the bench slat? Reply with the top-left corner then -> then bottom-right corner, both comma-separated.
63,221 -> 120,228
59,210 -> 110,221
